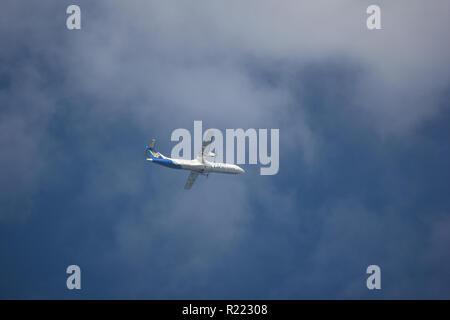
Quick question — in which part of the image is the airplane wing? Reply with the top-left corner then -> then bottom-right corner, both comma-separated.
184,171 -> 199,190
202,138 -> 213,156
197,132 -> 214,162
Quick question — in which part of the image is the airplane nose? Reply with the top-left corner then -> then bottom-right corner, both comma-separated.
239,167 -> 245,174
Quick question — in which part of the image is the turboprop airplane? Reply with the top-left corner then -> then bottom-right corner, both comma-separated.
145,137 -> 245,189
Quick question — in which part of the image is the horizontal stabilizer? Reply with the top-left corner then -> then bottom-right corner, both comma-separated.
149,139 -> 156,150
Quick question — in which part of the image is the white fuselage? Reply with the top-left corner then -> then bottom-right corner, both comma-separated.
175,158 -> 245,175
146,150 -> 245,175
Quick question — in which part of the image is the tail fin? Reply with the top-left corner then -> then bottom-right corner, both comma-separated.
146,139 -> 159,160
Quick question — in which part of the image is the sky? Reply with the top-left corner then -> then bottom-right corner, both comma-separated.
0,0 -> 449,299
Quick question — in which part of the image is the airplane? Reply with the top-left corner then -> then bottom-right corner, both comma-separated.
145,136 -> 245,189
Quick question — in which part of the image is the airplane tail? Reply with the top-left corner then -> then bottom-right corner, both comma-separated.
146,139 -> 160,160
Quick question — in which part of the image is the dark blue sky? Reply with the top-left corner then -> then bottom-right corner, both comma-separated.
1,1 -> 449,299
